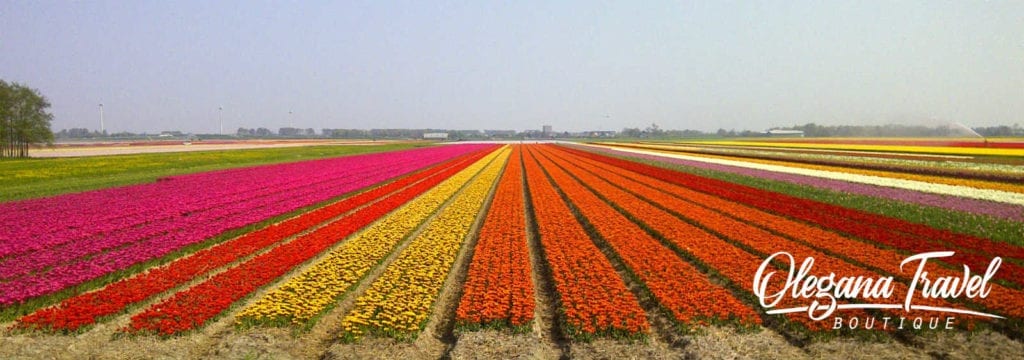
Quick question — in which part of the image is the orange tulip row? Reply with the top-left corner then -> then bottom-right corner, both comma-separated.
537,146 -> 840,331
531,146 -> 761,328
547,145 -> 968,325
456,146 -> 535,329
521,147 -> 648,338
556,145 -> 1024,322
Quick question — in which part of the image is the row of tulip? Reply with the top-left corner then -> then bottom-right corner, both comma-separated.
234,148 -> 503,329
567,146 -> 1024,285
580,144 -> 1024,230
125,147 -> 500,335
339,147 -> 510,339
553,146 -> 1024,322
1,145 -> 472,259
548,145 -> 972,327
729,146 -> 1024,175
454,146 -> 535,329
0,146 -> 487,306
539,146 -> 862,330
585,142 -> 1024,248
14,148 -> 488,332
607,143 -> 1024,197
1,170 -> 378,281
521,146 -> 648,338
530,147 -> 761,327
689,140 -> 1024,157
632,142 -> 1024,184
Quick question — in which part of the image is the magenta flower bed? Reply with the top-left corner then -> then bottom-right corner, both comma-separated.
581,145 -> 1024,222
0,144 -> 486,305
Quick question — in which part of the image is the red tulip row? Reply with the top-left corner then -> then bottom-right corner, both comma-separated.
455,146 -> 535,329
521,146 -> 648,338
15,148 -> 490,332
124,146 -> 497,335
531,146 -> 761,327
560,146 -> 1024,287
556,146 -> 1024,321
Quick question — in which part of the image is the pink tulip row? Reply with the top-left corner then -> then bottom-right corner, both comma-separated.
3,170 -> 373,281
0,146 -> 470,258
0,145 -> 486,305
0,147 -> 451,282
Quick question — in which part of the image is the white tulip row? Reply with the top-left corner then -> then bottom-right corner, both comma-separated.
588,144 -> 1024,207
694,146 -> 1024,175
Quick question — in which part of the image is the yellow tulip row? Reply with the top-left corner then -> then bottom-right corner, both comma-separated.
234,147 -> 506,327
339,147 -> 510,339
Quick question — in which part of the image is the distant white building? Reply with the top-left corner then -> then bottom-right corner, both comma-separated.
766,129 -> 804,137
423,132 -> 449,140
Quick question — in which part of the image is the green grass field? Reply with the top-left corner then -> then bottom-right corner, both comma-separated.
0,144 -> 422,203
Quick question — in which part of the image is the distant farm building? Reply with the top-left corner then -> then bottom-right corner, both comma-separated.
586,131 -> 617,138
766,129 -> 805,137
423,132 -> 449,140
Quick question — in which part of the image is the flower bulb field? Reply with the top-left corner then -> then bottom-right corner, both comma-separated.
1,140 -> 1023,359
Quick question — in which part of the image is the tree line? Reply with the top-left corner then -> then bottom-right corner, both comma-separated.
1,80 -> 54,158
620,122 -> 1024,139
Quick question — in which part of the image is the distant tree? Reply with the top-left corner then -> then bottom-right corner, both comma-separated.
255,127 -> 273,137
279,127 -> 301,136
644,123 -> 664,137
236,127 -> 255,137
1,80 -> 54,158
111,131 -> 137,138
621,127 -> 642,138
56,128 -> 98,139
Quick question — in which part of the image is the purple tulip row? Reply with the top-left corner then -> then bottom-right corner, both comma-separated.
580,145 -> 1024,222
0,144 -> 486,305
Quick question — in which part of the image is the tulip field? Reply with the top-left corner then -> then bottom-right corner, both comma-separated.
2,140 -> 1023,358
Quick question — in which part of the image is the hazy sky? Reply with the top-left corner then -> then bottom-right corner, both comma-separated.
2,1 -> 1023,133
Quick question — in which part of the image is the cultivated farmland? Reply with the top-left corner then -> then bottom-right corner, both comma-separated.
1,141 -> 1023,359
